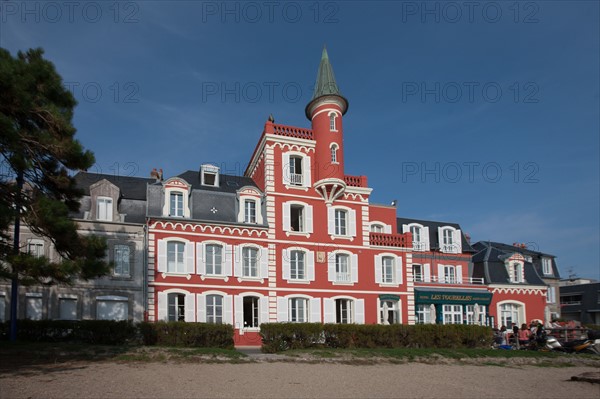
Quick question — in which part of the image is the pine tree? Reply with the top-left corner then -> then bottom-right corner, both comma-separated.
0,47 -> 110,339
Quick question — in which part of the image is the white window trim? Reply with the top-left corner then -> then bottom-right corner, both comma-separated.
378,298 -> 402,325
328,111 -> 339,132
157,288 -> 193,322
234,244 -> 268,282
201,164 -> 220,187
27,238 -> 45,258
96,196 -> 113,221
157,238 -> 195,278
197,240 -> 232,280
374,252 -> 403,286
196,290 -> 233,325
162,181 -> 191,218
278,294 -> 321,323
282,200 -> 314,237
327,205 -> 357,240
327,250 -> 358,285
324,295 -> 364,324
542,257 -> 553,276
329,142 -> 339,164
496,300 -> 526,329
402,223 -> 430,251
506,259 -> 525,283
235,292 -> 269,332
282,247 -> 315,283
438,226 -> 462,254
282,151 -> 312,189
238,195 -> 263,225
369,221 -> 392,234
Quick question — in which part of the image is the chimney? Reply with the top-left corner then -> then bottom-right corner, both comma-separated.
150,168 -> 163,183
465,233 -> 471,244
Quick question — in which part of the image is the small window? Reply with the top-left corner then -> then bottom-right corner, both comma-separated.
334,209 -> 347,236
289,156 -> 303,186
289,297 -> 308,322
290,205 -> 304,232
443,304 -> 463,324
59,298 -> 77,320
510,263 -> 523,283
28,241 -> 44,258
167,242 -> 185,273
382,257 -> 394,284
168,293 -> 185,321
330,144 -> 338,163
114,244 -> 131,276
410,225 -> 421,242
542,258 -> 552,275
416,304 -> 433,324
329,113 -> 337,131
413,264 -> 423,282
170,192 -> 184,217
206,294 -> 223,324
370,224 -> 384,233
244,200 -> 256,223
96,197 -> 113,221
242,247 -> 258,277
205,244 -> 223,275
243,296 -> 259,328
443,229 -> 453,245
26,295 -> 42,320
546,287 -> 556,303
335,254 -> 350,283
444,265 -> 456,284
201,164 -> 220,187
335,298 -> 353,324
290,250 -> 306,280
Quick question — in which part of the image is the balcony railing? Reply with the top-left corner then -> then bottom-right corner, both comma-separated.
289,173 -> 303,186
412,276 -> 485,285
412,241 -> 427,251
271,123 -> 314,140
441,243 -> 460,253
369,232 -> 413,248
336,272 -> 351,283
344,175 -> 368,188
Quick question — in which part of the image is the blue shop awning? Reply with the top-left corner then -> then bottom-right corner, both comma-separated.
414,288 -> 492,305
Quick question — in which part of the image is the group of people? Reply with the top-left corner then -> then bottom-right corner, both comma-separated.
495,321 -> 546,349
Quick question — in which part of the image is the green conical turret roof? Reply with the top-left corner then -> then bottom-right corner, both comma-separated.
305,47 -> 348,119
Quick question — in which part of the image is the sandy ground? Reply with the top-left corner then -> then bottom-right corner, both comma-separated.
1,361 -> 599,399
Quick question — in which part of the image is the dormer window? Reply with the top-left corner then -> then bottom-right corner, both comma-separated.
96,197 -> 113,221
329,112 -> 337,131
411,225 -> 421,242
542,258 -> 552,275
438,226 -> 461,253
330,144 -> 338,163
201,164 -> 220,187
443,229 -> 453,246
506,257 -> 525,283
402,223 -> 430,251
244,199 -> 256,223
170,192 -> 184,217
510,262 -> 523,283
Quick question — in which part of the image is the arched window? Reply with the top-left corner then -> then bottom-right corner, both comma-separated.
329,113 -> 337,131
410,225 -> 421,242
167,242 -> 185,273
330,144 -> 338,163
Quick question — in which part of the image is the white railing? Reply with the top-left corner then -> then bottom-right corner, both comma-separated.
412,241 -> 427,251
336,272 -> 351,283
412,276 -> 485,285
441,243 -> 460,253
289,173 -> 303,186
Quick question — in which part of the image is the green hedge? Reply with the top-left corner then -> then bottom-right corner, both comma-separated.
261,323 -> 493,353
139,322 -> 234,348
0,320 -> 137,345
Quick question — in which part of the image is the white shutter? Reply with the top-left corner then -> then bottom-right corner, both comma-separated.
323,298 -> 335,323
424,263 -> 431,282
454,229 -> 462,253
355,299 -> 365,324
384,224 -> 392,234
185,242 -> 194,274
309,298 -> 321,322
185,293 -> 195,322
396,256 -> 403,285
196,243 -> 205,275
437,227 -> 444,249
259,296 -> 269,325
277,297 -> 288,322
223,244 -> 233,276
157,291 -> 167,321
224,295 -> 233,325
305,205 -> 313,233
237,199 -> 244,223
374,255 -> 382,284
438,264 -> 445,283
234,295 -> 244,330
402,224 -> 409,234
282,248 -> 290,280
282,202 -> 291,232
349,209 -> 357,237
327,207 -> 335,235
157,240 -> 167,273
456,265 -> 463,284
234,246 -> 242,277
351,253 -> 358,283
260,247 -> 269,278
282,153 -> 290,185
303,155 -> 311,187
327,253 -> 336,282
423,226 -> 430,251
306,250 -> 315,281
197,294 -> 206,322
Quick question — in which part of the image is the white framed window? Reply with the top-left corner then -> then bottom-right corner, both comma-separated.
546,287 -> 556,303
167,242 -> 185,273
335,209 -> 347,235
413,264 -> 423,282
323,297 -> 363,324
438,226 -> 462,253
205,244 -> 223,275
201,164 -> 219,187
336,298 -> 353,324
113,244 -> 130,276
96,296 -> 128,321
444,265 -> 456,284
415,304 -> 433,324
289,297 -> 308,323
335,254 -> 350,283
329,112 -> 337,131
507,261 -> 524,283
283,202 -> 313,234
243,296 -> 260,328
375,254 -> 403,285
371,224 -> 384,233
96,197 -> 113,221
27,239 -> 44,258
466,304 -> 486,325
168,293 -> 185,321
381,257 -> 394,283
437,264 -> 463,284
328,207 -> 356,238
330,144 -> 338,163
443,305 -> 463,324
235,294 -> 268,329
328,251 -> 358,284
282,152 -> 311,188
282,248 -> 315,282
542,258 -> 553,275
244,199 -> 256,223
59,298 -> 77,320
206,294 -> 223,324
380,300 -> 400,324
169,192 -> 184,217
402,223 -> 430,251
499,302 -> 523,328
242,247 -> 258,278
26,294 -> 42,320
290,250 -> 305,280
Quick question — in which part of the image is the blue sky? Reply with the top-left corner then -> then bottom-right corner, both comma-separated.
2,1 -> 598,279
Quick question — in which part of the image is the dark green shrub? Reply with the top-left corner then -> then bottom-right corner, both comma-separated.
1,320 -> 138,344
260,323 -> 324,353
140,322 -> 234,348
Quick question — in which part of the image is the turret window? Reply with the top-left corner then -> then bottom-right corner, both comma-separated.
330,144 -> 338,163
329,113 -> 337,131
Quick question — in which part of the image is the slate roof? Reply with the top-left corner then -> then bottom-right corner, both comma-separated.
74,172 -> 156,200
471,241 -> 548,286
396,217 -> 476,253
305,47 -> 349,119
473,241 -> 560,279
176,171 -> 258,193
